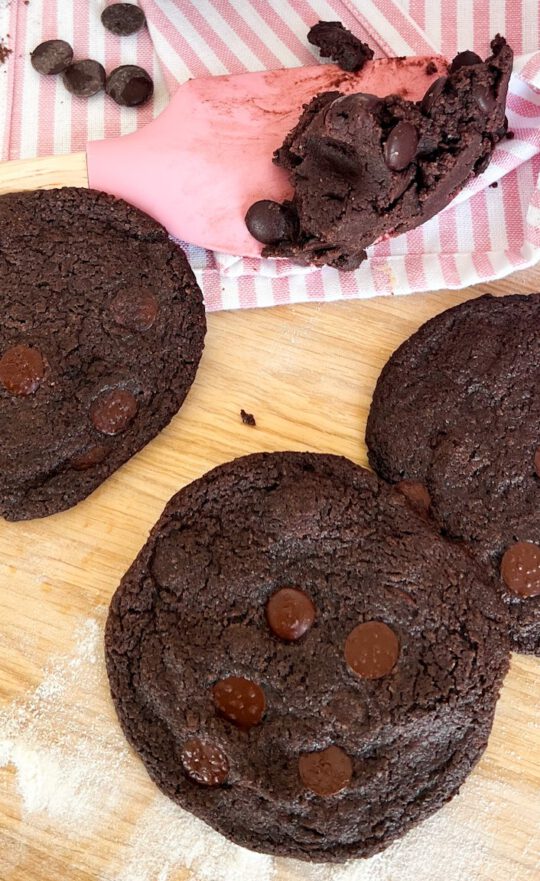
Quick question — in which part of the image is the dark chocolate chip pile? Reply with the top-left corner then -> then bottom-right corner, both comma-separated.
248,36 -> 512,270
106,451 -> 509,862
0,188 -> 205,521
366,293 -> 540,655
307,20 -> 374,73
31,5 -> 152,105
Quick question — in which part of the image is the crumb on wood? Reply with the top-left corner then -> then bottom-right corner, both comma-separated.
240,409 -> 256,427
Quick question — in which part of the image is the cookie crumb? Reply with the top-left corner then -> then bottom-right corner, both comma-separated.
425,61 -> 437,75
490,181 -> 498,188
307,21 -> 373,73
506,130 -> 515,139
240,409 -> 256,426
0,41 -> 12,64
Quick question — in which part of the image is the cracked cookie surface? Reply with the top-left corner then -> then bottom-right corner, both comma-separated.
106,451 -> 509,862
366,293 -> 540,654
0,187 -> 205,520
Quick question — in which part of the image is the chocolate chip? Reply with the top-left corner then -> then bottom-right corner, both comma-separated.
535,448 -> 540,477
421,76 -> 447,114
395,480 -> 431,516
425,61 -> 437,76
101,3 -> 146,36
500,542 -> 540,598
450,50 -> 482,74
345,621 -> 400,679
472,83 -> 496,113
0,344 -> 44,396
328,92 -> 381,118
245,200 -> 297,246
106,64 -> 153,106
213,676 -> 265,729
110,288 -> 159,332
90,388 -> 138,435
384,121 -> 418,171
62,60 -> 106,97
180,738 -> 229,786
266,587 -> 316,641
70,444 -> 109,471
31,39 -> 73,75
298,745 -> 352,796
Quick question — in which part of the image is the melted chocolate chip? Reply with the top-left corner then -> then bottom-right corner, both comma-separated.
472,83 -> 496,113
31,39 -> 73,75
70,444 -> 109,471
395,480 -> 431,516
421,76 -> 447,114
450,50 -> 483,73
62,60 -> 106,97
213,676 -> 265,728
500,542 -> 540,598
534,447 -> 540,478
266,587 -> 316,641
110,288 -> 159,332
101,3 -> 146,36
0,344 -> 44,396
245,200 -> 296,245
298,745 -> 352,796
181,738 -> 229,786
345,621 -> 400,679
90,387 -> 138,436
106,64 -> 153,106
326,92 -> 381,124
384,121 -> 418,171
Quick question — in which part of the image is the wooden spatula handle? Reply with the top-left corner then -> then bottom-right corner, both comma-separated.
0,152 -> 88,195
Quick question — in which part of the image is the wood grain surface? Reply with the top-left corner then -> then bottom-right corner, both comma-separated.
0,156 -> 539,881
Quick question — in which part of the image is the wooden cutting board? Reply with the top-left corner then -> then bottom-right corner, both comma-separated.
0,158 -> 539,881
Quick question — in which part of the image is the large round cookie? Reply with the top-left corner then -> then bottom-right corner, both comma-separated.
366,293 -> 540,654
105,452 -> 509,862
0,187 -> 205,520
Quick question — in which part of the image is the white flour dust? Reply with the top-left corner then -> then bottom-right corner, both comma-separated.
0,617 -> 131,831
0,616 -> 537,881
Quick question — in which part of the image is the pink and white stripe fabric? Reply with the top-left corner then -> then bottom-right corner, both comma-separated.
0,0 -> 539,310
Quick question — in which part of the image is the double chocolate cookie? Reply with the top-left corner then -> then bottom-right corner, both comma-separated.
106,452 -> 509,861
366,294 -> 540,654
0,187 -> 205,520
247,36 -> 512,269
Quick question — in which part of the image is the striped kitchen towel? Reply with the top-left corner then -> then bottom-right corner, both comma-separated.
0,0 -> 539,310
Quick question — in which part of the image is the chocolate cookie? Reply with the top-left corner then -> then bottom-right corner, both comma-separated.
0,187 -> 205,521
250,36 -> 512,269
105,452 -> 509,861
366,294 -> 540,654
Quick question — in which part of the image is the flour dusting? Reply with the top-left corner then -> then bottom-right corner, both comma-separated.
0,616 -> 130,830
1,615 -> 538,881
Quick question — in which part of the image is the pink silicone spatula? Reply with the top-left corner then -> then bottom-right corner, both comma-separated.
87,56 -> 447,256
86,57 -> 444,257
